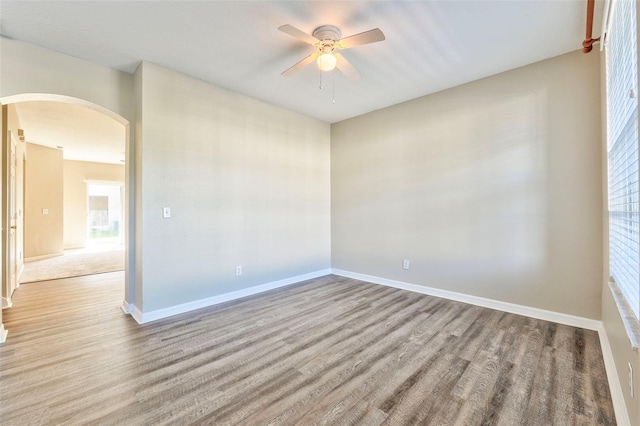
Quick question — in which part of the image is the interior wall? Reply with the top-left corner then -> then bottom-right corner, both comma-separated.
63,160 -> 125,249
0,37 -> 134,122
1,105 -> 7,309
0,103 -> 4,340
133,64 -> 143,309
24,143 -> 63,260
331,50 -> 603,319
136,62 -> 331,312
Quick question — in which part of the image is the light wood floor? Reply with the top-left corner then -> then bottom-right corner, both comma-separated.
0,272 -> 615,425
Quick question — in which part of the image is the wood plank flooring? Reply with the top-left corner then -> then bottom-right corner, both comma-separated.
0,273 -> 616,425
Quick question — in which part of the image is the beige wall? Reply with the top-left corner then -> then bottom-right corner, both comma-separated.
0,37 -> 134,123
133,64 -> 143,309
24,143 -> 63,259
0,103 -> 3,339
332,50 -> 603,319
63,160 -> 125,249
136,62 -> 331,312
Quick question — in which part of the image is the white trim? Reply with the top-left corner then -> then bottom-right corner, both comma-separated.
608,281 -> 640,349
85,179 -> 124,187
598,326 -> 632,426
0,324 -> 7,344
1,297 -> 12,310
24,253 -> 63,263
130,269 -> 332,324
131,305 -> 143,324
331,269 -> 602,330
600,0 -> 612,51
120,300 -> 133,314
0,93 -> 130,126
63,245 -> 86,250
16,264 -> 23,287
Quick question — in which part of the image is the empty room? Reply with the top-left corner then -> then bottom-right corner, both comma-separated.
0,1 -> 639,425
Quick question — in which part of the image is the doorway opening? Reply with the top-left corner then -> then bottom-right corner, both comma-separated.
1,94 -> 133,339
87,182 -> 124,252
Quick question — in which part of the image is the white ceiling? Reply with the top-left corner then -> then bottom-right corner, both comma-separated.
0,1 -> 603,162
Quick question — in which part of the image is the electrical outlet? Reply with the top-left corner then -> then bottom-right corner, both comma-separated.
236,266 -> 242,276
402,259 -> 410,270
629,363 -> 635,398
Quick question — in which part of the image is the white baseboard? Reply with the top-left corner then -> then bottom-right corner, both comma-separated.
130,268 -> 332,324
1,297 -> 12,310
131,304 -> 143,324
17,264 -> 24,287
0,324 -> 7,344
120,300 -> 133,314
598,327 -> 632,426
332,268 -> 630,423
25,252 -> 63,263
331,269 -> 602,330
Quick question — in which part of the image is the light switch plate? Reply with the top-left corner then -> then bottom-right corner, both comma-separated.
42,208 -> 48,215
163,207 -> 171,218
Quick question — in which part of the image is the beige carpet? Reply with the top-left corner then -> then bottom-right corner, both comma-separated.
20,250 -> 125,283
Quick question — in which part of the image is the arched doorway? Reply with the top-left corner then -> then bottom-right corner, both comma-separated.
1,94 -> 133,338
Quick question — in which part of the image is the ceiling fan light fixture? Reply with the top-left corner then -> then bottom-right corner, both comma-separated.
279,24 -> 383,79
317,52 -> 337,71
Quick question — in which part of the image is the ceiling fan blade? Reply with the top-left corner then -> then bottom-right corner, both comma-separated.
337,28 -> 385,49
282,52 -> 320,76
278,24 -> 319,45
335,53 -> 361,80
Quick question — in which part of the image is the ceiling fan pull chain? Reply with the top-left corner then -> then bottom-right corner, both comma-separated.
319,70 -> 323,90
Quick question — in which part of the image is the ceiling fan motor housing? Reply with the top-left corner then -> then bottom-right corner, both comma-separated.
312,25 -> 341,45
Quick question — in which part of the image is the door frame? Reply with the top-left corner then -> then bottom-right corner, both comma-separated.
1,117 -> 19,309
6,130 -> 18,307
0,95 -> 134,336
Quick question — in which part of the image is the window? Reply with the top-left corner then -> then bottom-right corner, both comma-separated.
607,0 -> 639,319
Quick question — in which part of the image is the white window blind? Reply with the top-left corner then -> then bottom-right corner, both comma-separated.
607,0 -> 639,319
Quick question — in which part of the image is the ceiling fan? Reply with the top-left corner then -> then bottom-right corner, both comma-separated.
278,24 -> 385,80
